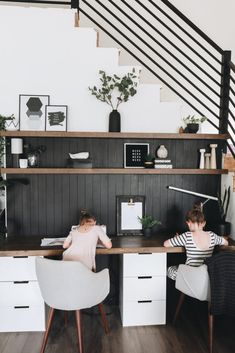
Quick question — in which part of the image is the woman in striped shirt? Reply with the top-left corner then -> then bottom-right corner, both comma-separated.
164,207 -> 228,280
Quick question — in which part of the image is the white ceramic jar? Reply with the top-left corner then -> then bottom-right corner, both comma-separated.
156,145 -> 168,159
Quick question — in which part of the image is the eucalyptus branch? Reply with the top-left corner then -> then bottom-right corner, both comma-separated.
89,69 -> 138,111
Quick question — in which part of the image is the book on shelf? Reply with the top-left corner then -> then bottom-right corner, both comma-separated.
154,164 -> 173,169
154,159 -> 172,164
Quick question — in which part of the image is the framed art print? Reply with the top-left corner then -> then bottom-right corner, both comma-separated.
45,105 -> 67,131
116,195 -> 146,235
19,94 -> 49,131
124,143 -> 149,168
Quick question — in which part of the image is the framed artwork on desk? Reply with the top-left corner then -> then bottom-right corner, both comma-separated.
124,143 -> 149,168
116,195 -> 146,235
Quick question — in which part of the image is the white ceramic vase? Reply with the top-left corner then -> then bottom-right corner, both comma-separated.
156,145 -> 168,159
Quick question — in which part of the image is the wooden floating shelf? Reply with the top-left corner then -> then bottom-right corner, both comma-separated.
0,131 -> 229,140
0,168 -> 228,175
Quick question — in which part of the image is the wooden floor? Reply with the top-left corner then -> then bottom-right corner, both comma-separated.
0,298 -> 234,353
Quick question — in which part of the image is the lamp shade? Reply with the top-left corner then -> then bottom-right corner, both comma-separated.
11,138 -> 23,154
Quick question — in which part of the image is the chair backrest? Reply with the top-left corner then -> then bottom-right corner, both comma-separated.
35,257 -> 110,311
176,264 -> 210,301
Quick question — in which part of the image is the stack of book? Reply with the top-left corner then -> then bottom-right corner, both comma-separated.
154,158 -> 173,169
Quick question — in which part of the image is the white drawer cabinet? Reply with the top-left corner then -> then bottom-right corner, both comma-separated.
120,253 -> 166,327
0,256 -> 45,332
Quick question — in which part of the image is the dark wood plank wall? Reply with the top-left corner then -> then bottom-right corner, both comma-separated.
6,137 -> 225,237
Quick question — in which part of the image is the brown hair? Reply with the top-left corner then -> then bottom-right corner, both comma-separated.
79,212 -> 96,226
186,208 -> 205,224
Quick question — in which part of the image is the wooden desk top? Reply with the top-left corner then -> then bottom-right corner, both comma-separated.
0,234 -> 234,257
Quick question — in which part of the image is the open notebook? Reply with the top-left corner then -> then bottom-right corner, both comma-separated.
40,237 -> 105,248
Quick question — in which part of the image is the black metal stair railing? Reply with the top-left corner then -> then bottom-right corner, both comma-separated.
77,0 -> 235,157
2,0 -> 235,157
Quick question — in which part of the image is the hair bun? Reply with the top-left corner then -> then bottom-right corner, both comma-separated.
192,202 -> 202,211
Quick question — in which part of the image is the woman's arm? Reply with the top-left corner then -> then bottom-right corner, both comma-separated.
163,233 -> 187,248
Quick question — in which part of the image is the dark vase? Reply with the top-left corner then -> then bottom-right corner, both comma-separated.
109,110 -> 121,132
143,228 -> 152,238
186,123 -> 199,133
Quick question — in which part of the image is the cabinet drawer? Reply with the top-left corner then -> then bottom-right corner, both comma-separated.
0,281 -> 43,306
123,276 -> 166,301
0,257 -> 37,281
121,300 -> 166,326
123,253 -> 166,276
0,305 -> 45,332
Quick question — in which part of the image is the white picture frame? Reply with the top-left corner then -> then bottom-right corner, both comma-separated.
45,105 -> 67,131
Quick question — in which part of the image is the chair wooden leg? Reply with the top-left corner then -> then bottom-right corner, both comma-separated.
208,303 -> 214,353
173,292 -> 185,324
40,307 -> 55,353
64,311 -> 68,326
75,310 -> 84,353
98,303 -> 109,334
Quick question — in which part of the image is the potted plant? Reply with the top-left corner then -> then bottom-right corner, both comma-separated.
24,144 -> 46,167
89,69 -> 138,132
215,186 -> 231,237
144,154 -> 154,168
183,115 -> 207,133
138,215 -> 161,237
0,114 -> 15,166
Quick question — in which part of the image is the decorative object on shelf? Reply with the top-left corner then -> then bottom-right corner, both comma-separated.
19,158 -> 28,168
183,115 -> 207,133
89,69 -> 139,132
138,215 -> 161,238
19,94 -> 50,131
215,186 -> 231,237
0,114 -> 15,166
11,138 -> 23,168
24,144 -> 46,168
155,145 -> 168,159
116,195 -> 145,236
210,144 -> 217,169
199,149 -> 206,169
108,109 -> 120,132
67,151 -> 92,168
45,105 -> 67,131
124,143 -> 149,168
205,153 -> 211,169
144,154 -> 154,168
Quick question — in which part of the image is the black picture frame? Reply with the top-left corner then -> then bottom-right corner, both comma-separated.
124,143 -> 149,168
45,105 -> 68,131
116,195 -> 146,236
19,94 -> 50,131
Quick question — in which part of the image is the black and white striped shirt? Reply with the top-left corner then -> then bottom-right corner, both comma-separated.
169,231 -> 225,267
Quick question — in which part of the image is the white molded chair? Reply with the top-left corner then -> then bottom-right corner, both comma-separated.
35,257 -> 110,353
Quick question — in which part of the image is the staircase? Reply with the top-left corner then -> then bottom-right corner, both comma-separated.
0,0 -> 235,156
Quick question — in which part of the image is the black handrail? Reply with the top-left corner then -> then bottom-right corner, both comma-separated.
104,0 -> 221,110
160,0 -> 224,54
120,0 -> 221,97
150,0 -> 221,64
136,0 -> 221,77
0,0 -> 78,7
82,0 -> 220,121
79,3 -> 218,130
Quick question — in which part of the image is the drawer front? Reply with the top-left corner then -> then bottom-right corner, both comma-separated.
123,276 -> 166,301
121,300 -> 166,326
0,305 -> 45,332
0,281 -> 43,306
0,257 -> 37,281
123,253 -> 166,276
